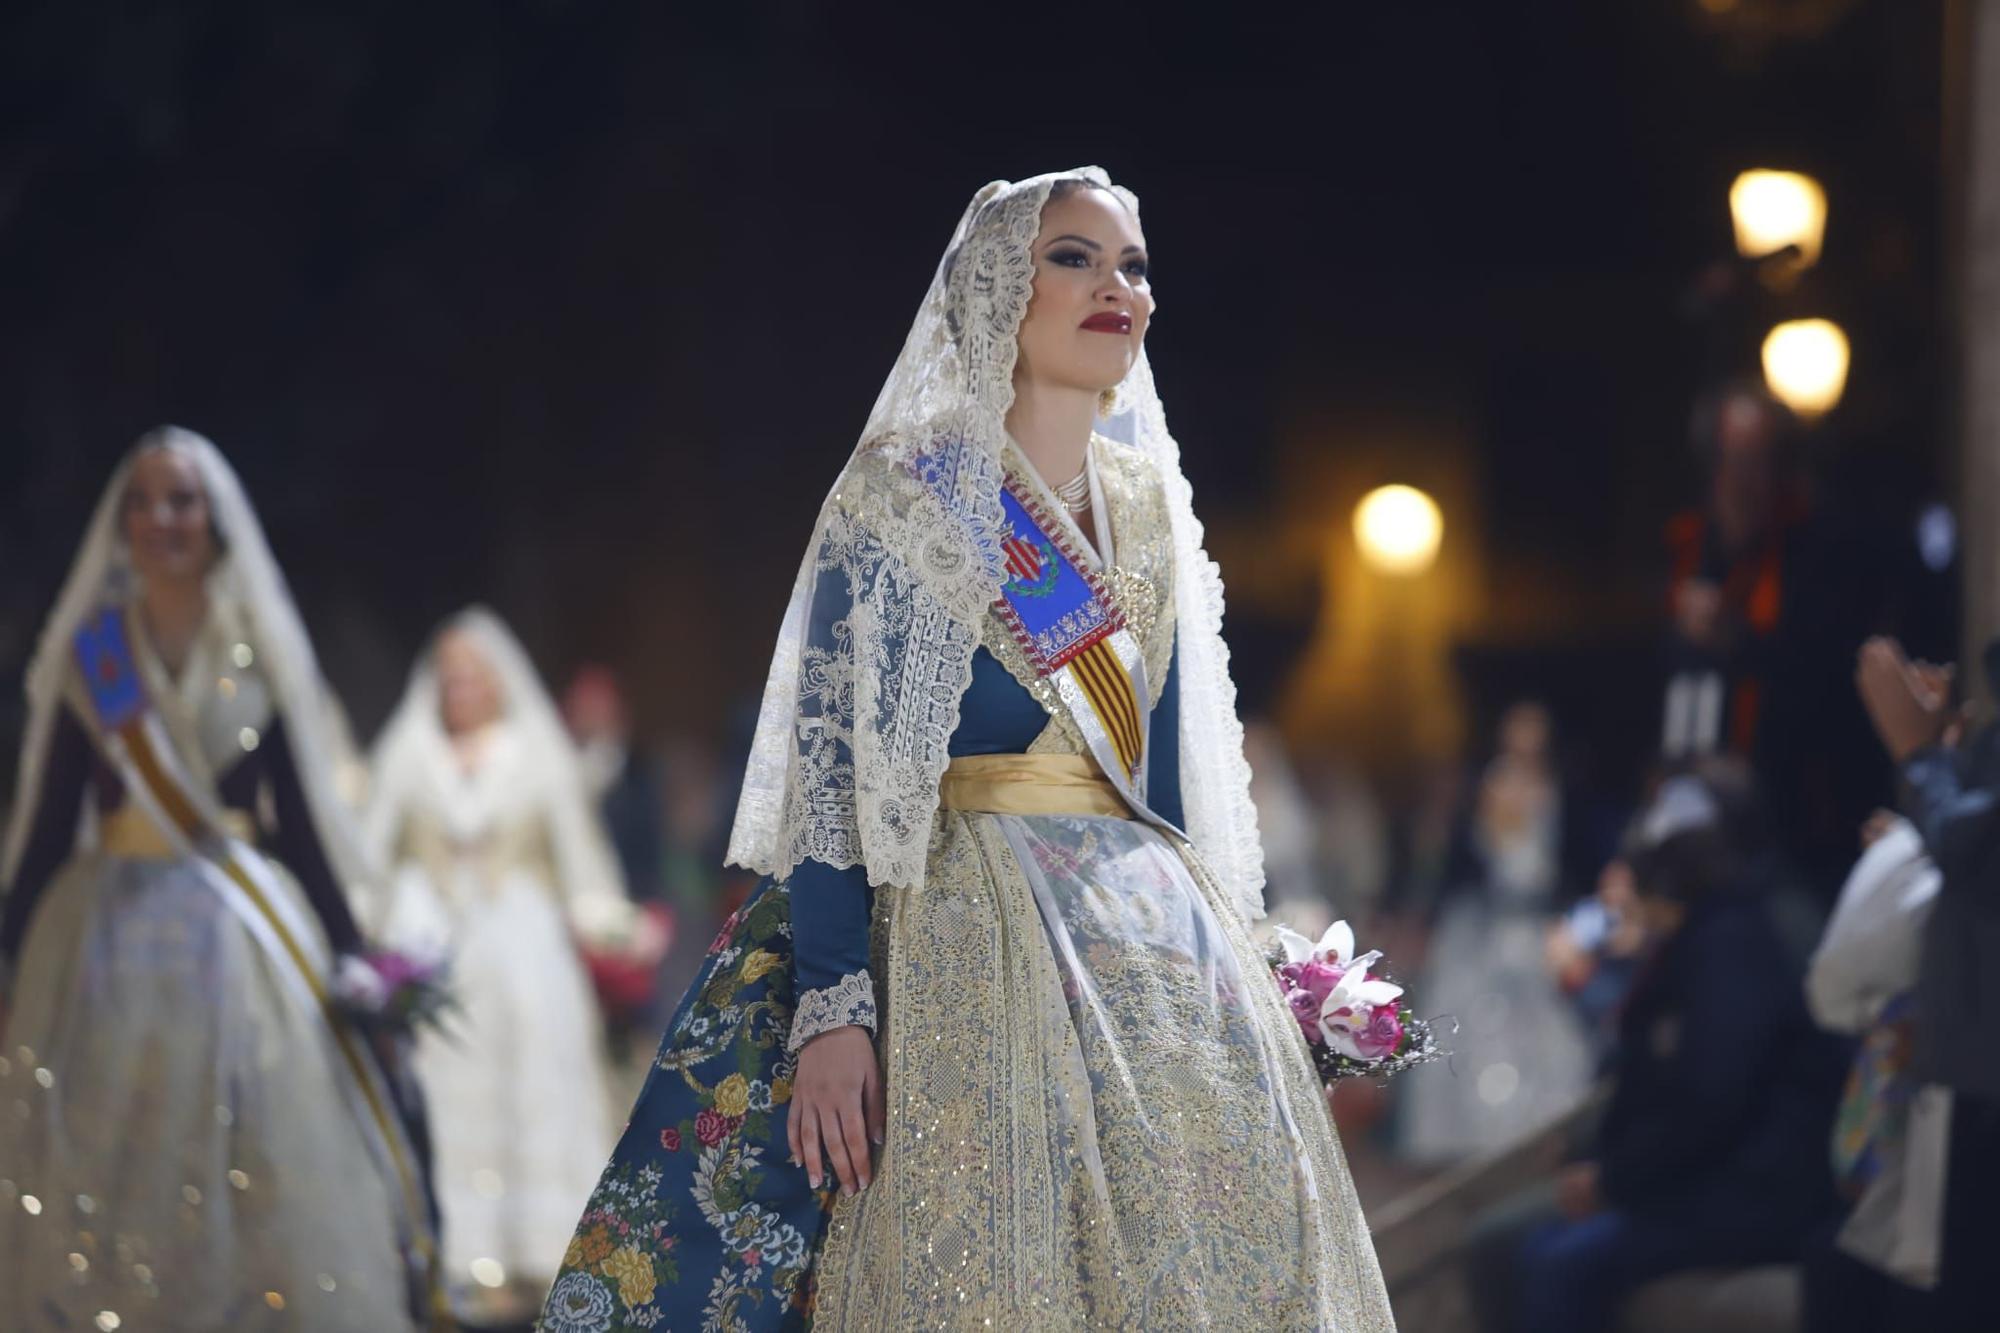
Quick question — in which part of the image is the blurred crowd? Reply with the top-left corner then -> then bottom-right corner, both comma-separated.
1240,379 -> 1989,1332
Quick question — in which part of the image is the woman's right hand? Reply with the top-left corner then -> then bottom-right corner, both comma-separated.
787,1024 -> 884,1197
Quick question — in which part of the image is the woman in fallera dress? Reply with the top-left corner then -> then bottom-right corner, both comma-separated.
539,168 -> 1396,1332
0,428 -> 439,1332
366,608 -> 634,1325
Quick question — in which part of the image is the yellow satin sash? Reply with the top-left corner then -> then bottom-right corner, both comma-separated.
937,754 -> 1132,819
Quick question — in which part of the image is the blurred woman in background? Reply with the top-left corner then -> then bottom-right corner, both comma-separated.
0,428 -> 437,1331
365,607 -> 635,1326
1401,701 -> 1595,1161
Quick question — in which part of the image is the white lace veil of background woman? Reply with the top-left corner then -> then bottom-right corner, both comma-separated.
0,426 -> 372,899
362,605 -> 632,942
724,166 -> 1266,919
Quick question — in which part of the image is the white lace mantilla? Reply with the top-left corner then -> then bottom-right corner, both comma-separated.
786,970 -> 879,1053
723,167 -> 1267,921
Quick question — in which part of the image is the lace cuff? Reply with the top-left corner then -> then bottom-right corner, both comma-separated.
786,969 -> 877,1053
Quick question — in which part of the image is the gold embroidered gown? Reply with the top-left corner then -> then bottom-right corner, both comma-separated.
0,603 -> 422,1331
540,438 -> 1395,1332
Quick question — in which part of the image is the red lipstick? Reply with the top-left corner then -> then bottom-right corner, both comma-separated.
1080,312 -> 1133,334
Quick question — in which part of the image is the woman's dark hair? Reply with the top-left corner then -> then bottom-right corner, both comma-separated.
1625,755 -> 1766,907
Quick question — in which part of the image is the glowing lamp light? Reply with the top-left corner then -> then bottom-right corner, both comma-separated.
1353,485 -> 1443,576
1728,170 -> 1827,268
1761,319 -> 1850,420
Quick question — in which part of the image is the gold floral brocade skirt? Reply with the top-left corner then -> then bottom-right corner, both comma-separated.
810,775 -> 1395,1331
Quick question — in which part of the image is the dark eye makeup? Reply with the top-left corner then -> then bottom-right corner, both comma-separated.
1045,247 -> 1151,280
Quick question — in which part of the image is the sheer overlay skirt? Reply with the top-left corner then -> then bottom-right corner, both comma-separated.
812,812 -> 1393,1331
0,853 -> 414,1332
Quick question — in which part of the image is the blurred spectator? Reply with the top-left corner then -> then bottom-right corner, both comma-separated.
1483,760 -> 1847,1333
563,664 -> 674,1051
647,732 -> 735,1019
1855,635 -> 2000,1330
564,663 -> 666,904
1545,855 -> 1650,1068
1400,702 -> 1595,1162
1663,381 -> 1889,891
1799,809 -> 1946,1331
1661,383 -> 1801,763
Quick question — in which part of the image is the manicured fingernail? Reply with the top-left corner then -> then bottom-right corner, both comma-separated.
872,1132 -> 884,1145
810,1174 -> 821,1189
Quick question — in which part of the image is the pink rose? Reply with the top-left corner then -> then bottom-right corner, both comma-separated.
1353,1004 -> 1405,1062
1276,961 -> 1306,990
1286,988 -> 1322,1041
1295,959 -> 1347,1004
660,1127 -> 682,1152
694,1108 -> 731,1147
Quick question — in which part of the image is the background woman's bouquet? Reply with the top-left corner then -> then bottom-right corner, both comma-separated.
1272,921 -> 1447,1082
331,947 -> 456,1037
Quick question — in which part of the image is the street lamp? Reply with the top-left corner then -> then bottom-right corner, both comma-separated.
1728,170 -> 1827,269
1761,318 -> 1850,420
1353,485 -> 1443,576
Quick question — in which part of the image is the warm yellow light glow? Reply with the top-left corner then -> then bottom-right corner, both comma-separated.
1761,319 -> 1850,419
1729,170 -> 1827,269
1353,485 -> 1444,576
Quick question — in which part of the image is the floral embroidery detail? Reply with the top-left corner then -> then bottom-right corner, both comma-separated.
785,969 -> 877,1053
602,1244 -> 659,1308
541,879 -> 832,1331
574,1222 -> 615,1266
712,1074 -> 752,1119
543,1271 -> 617,1333
740,948 -> 783,983
694,1108 -> 735,1148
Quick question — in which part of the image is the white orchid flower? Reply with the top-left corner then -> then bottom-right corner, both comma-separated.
1318,964 -> 1405,1060
1275,919 -> 1362,968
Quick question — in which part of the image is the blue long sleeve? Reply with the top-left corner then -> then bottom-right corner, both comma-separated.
789,859 -> 873,997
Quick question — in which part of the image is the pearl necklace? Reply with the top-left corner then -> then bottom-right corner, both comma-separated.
1055,465 -> 1091,514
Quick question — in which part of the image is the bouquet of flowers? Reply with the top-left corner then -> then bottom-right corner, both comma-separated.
331,948 -> 456,1037
1271,920 -> 1447,1082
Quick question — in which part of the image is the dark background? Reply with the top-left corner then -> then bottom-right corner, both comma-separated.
0,0 -> 1956,814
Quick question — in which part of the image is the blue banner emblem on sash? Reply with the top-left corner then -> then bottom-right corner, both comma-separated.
995,486 -> 1114,670
74,607 -> 145,731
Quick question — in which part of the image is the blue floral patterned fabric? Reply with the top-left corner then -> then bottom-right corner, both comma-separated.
539,881 -> 834,1332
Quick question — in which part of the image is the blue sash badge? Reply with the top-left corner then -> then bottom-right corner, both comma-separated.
74,607 -> 145,731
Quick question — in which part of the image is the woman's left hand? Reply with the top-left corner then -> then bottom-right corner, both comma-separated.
787,1025 -> 884,1197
